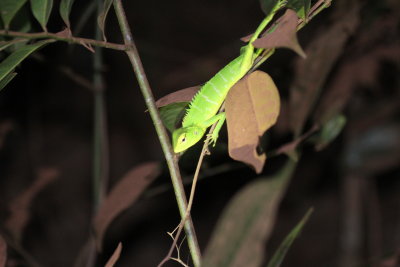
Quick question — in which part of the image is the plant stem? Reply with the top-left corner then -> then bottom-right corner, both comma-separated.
252,0 -> 332,71
92,0 -> 109,212
0,30 -> 127,51
112,0 -> 201,266
79,1 -> 110,266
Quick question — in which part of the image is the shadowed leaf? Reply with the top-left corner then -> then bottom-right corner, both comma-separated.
0,235 -> 6,267
93,162 -> 161,250
5,168 -> 58,242
97,0 -> 114,41
289,2 -> 360,136
30,0 -> 53,31
3,5 -> 32,33
343,123 -> 400,173
0,41 -> 48,84
0,0 -> 27,29
105,242 -> 122,267
156,86 -> 199,132
159,102 -> 188,132
313,114 -> 346,151
377,251 -> 400,267
226,71 -> 280,173
59,0 -> 75,28
0,72 -> 17,92
314,45 -> 399,126
287,0 -> 311,19
252,9 -> 306,58
155,86 -> 200,108
203,159 -> 297,267
266,208 -> 313,267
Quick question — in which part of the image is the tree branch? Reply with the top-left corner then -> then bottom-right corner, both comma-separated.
112,0 -> 201,266
0,30 -> 127,51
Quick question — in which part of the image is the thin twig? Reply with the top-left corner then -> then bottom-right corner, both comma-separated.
112,0 -> 201,266
158,113 -> 219,266
0,230 -> 42,267
30,53 -> 95,90
143,162 -> 243,199
253,0 -> 332,70
0,30 -> 127,51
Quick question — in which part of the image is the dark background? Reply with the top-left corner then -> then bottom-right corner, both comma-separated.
0,0 -> 399,266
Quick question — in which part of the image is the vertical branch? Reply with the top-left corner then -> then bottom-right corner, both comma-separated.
339,173 -> 364,267
112,1 -> 201,266
83,1 -> 110,267
92,0 -> 109,209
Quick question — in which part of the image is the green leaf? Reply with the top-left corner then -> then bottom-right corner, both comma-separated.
266,208 -> 313,267
59,0 -> 75,28
30,0 -> 53,31
287,0 -> 311,19
202,159 -> 297,267
159,102 -> 188,133
97,0 -> 114,41
0,41 -> 48,84
0,0 -> 28,29
0,72 -> 17,92
313,114 -> 346,151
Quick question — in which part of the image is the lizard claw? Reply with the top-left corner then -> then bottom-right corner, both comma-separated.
206,133 -> 219,147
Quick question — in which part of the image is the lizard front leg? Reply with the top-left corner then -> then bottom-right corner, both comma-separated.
201,112 -> 226,146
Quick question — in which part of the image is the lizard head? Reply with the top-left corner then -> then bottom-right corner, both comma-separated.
172,126 -> 205,153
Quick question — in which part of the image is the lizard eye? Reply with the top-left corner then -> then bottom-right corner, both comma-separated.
180,135 -> 186,143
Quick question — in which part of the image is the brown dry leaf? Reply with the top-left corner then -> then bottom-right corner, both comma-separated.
378,250 -> 399,267
55,28 -> 72,38
289,2 -> 361,136
252,9 -> 306,58
0,235 -> 6,267
155,86 -> 200,108
79,41 -> 95,53
314,44 -> 399,125
275,124 -> 318,158
226,71 -> 280,173
312,11 -> 399,126
5,168 -> 58,242
73,237 -> 97,267
93,162 -> 161,250
97,0 -> 114,41
104,242 -> 122,267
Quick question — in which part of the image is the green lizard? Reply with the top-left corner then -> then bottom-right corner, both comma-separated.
172,1 -> 286,153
